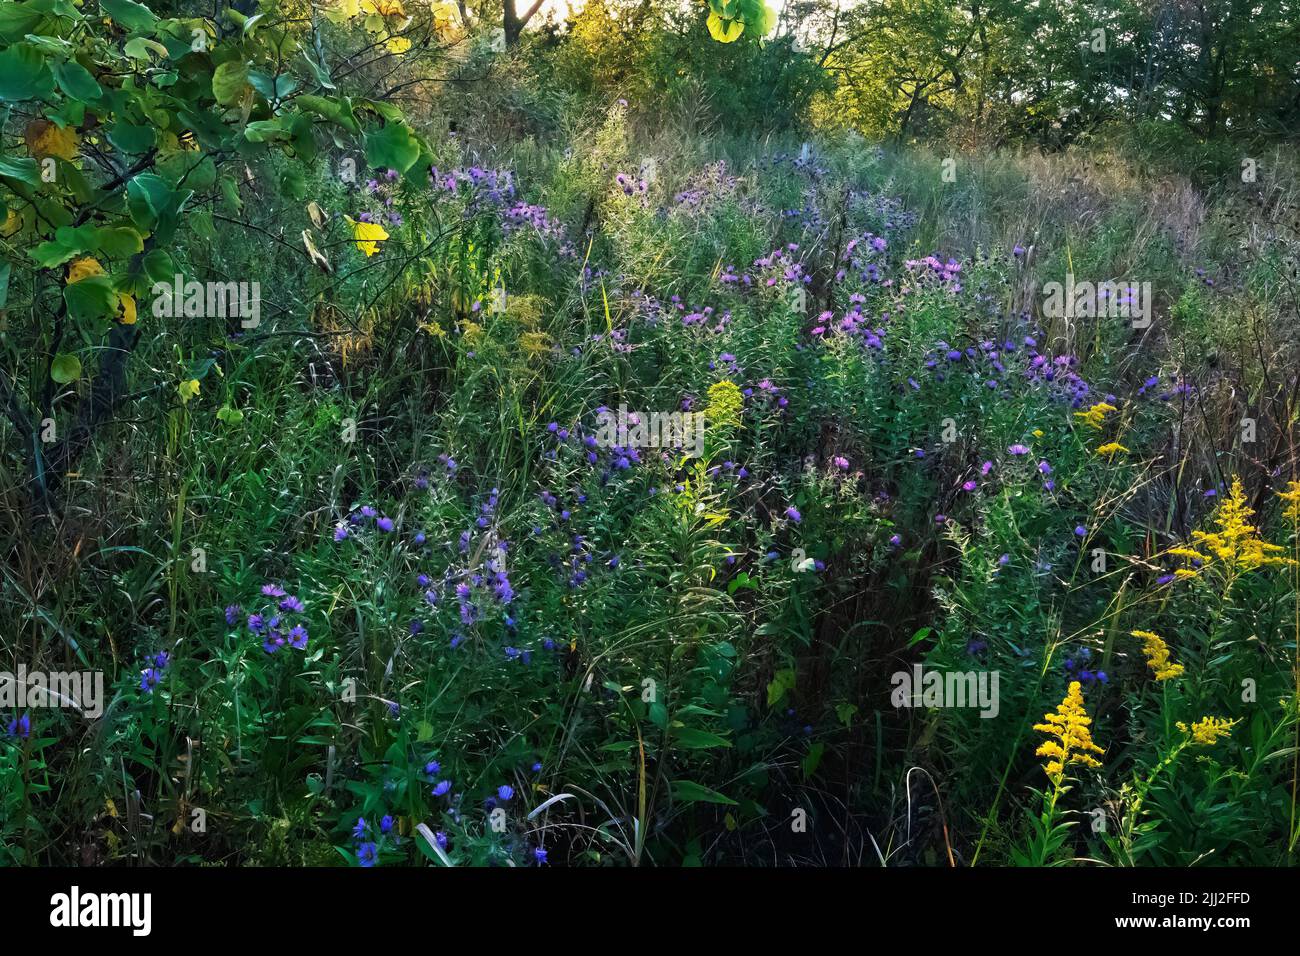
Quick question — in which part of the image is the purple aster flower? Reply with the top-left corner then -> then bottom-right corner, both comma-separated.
6,713 -> 30,739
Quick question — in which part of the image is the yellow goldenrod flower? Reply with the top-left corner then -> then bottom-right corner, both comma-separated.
705,380 -> 744,428
1189,476 -> 1294,570
1167,547 -> 1209,561
1073,401 -> 1117,430
1033,681 -> 1104,781
1096,442 -> 1128,457
1176,716 -> 1240,746
346,217 -> 389,257
1277,481 -> 1300,522
1131,630 -> 1185,681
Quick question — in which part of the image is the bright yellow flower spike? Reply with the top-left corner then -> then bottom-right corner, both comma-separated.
1096,442 -> 1128,457
1073,401 -> 1117,430
1187,476 -> 1293,570
1033,681 -> 1104,781
1130,630 -> 1184,681
1277,481 -> 1300,522
1176,716 -> 1240,746
705,379 -> 744,428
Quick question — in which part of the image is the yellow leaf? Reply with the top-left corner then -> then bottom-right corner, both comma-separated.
362,0 -> 405,14
1,209 -> 20,237
25,119 -> 79,161
707,12 -> 744,42
346,216 -> 389,257
118,293 -> 137,325
178,379 -> 200,403
384,34 -> 412,53
66,256 -> 104,284
322,0 -> 361,22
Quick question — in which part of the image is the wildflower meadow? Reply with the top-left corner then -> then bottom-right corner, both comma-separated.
1,0 -> 1299,904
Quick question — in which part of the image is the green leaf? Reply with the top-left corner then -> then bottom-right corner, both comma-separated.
100,0 -> 159,32
248,70 -> 298,101
123,36 -> 170,61
0,261 -> 10,310
0,43 -> 55,102
107,121 -> 156,155
835,702 -> 858,728
671,780 -> 738,806
670,727 -> 732,749
365,120 -> 420,175
647,701 -> 667,730
211,60 -> 250,107
216,405 -> 244,424
296,94 -> 358,133
126,173 -> 192,241
95,225 -> 144,258
141,248 -> 175,284
50,352 -> 82,384
0,156 -> 40,185
53,61 -> 102,102
63,276 -> 117,322
243,118 -> 288,143
802,741 -> 825,779
906,626 -> 933,648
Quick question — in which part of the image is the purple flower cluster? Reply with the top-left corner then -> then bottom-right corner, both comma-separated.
239,583 -> 310,655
